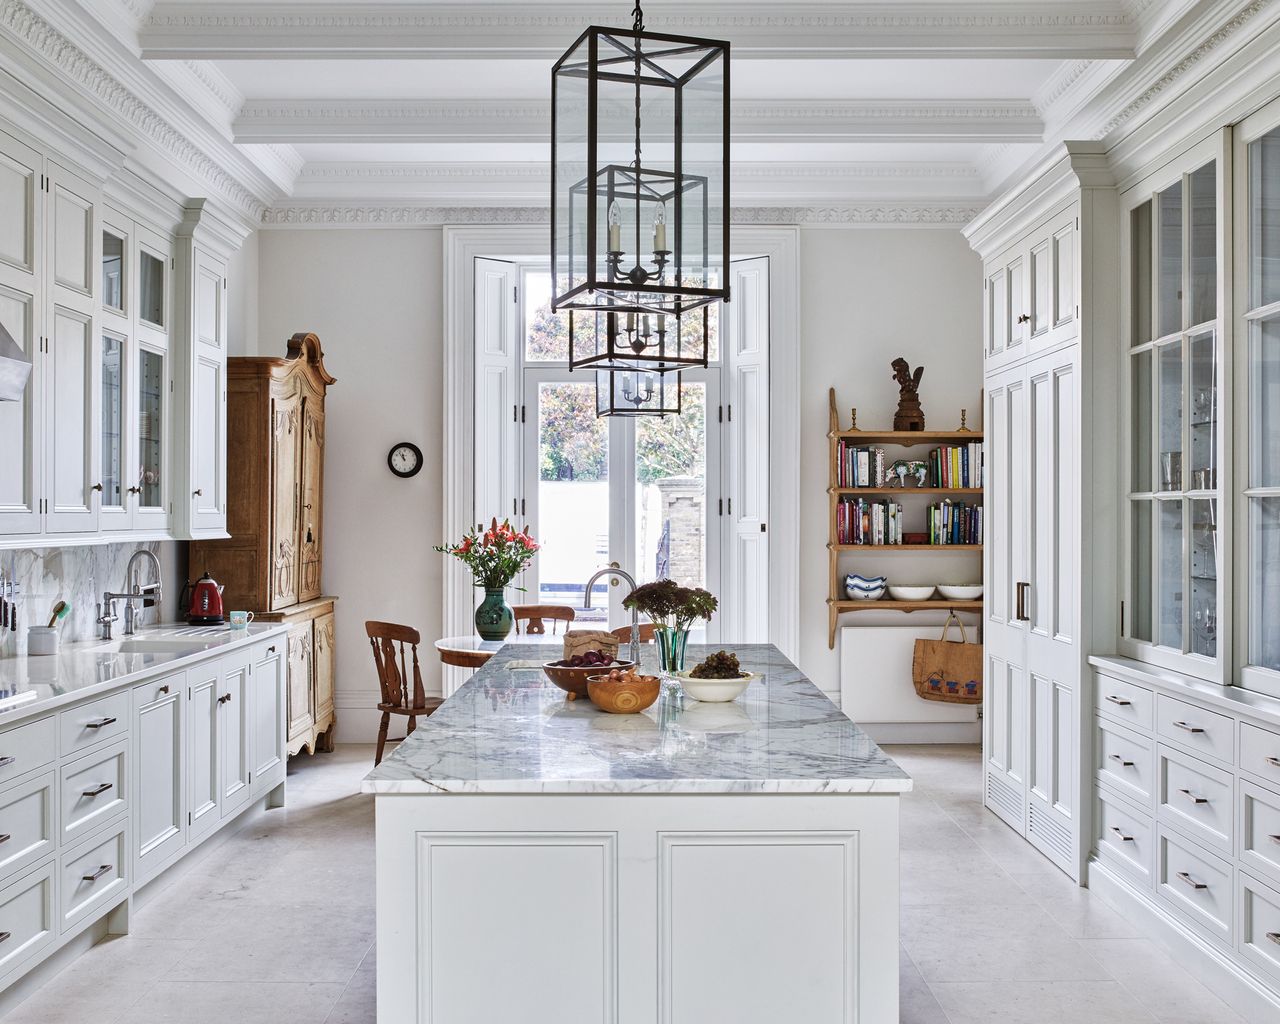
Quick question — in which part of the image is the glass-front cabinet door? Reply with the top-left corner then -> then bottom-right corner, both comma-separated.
1122,134 -> 1226,681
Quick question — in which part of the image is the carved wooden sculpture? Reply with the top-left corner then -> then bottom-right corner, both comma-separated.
891,357 -> 926,431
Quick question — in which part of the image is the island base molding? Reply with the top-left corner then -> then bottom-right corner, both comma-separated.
374,792 -> 901,1024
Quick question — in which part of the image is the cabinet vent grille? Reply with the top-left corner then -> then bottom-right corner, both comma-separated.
984,771 -> 1022,826
1027,799 -> 1072,864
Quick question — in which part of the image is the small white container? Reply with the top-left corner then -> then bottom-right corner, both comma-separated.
28,626 -> 58,656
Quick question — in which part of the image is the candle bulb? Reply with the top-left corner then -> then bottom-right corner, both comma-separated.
642,314 -> 651,338
626,312 -> 635,332
608,201 -> 622,253
653,201 -> 667,252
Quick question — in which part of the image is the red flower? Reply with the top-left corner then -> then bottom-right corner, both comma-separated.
520,535 -> 538,551
458,538 -> 473,555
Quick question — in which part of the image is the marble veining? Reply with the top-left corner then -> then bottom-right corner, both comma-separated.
363,644 -> 913,794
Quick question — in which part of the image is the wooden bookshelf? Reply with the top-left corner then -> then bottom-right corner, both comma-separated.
826,387 -> 985,647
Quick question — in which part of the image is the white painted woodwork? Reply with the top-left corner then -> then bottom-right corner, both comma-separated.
0,862 -> 55,979
219,650 -> 252,817
133,673 -> 185,881
187,663 -> 220,842
58,821 -> 127,933
473,256 -> 518,526
58,739 -> 127,845
183,245 -> 228,536
250,642 -> 286,799
0,717 -> 55,788
0,770 -> 56,883
45,305 -> 97,533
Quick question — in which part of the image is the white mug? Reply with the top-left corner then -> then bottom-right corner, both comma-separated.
228,610 -> 254,630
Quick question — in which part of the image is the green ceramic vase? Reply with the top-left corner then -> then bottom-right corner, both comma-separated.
474,587 -> 514,641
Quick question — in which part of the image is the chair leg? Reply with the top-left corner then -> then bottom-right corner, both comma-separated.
407,715 -> 417,737
375,712 -> 390,766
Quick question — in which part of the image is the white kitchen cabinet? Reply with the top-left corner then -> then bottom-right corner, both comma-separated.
133,671 -> 185,884
187,661 -> 220,842
219,649 -> 251,818
250,639 -> 285,800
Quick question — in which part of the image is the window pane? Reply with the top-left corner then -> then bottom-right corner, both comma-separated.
1250,496 -> 1280,671
1189,162 -> 1216,326
1189,498 -> 1217,659
138,348 -> 164,509
1132,348 -> 1152,492
1130,499 -> 1152,642
1158,181 -> 1183,337
101,335 -> 124,510
102,231 -> 123,311
1188,329 -> 1216,489
1250,315 -> 1280,488
140,250 -> 164,326
635,383 -> 706,590
1131,201 -> 1152,344
1158,340 -> 1183,491
536,381 -> 609,620
1158,499 -> 1183,650
1250,128 -> 1280,310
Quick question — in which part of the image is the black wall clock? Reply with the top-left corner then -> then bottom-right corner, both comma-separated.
388,442 -> 424,478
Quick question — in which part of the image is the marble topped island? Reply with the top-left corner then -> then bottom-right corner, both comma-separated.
365,643 -> 910,1024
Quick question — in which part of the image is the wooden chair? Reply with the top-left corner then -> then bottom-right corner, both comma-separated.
611,622 -> 657,643
366,621 -> 445,766
512,604 -> 576,635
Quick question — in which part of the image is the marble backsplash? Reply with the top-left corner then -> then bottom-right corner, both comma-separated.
0,541 -> 183,658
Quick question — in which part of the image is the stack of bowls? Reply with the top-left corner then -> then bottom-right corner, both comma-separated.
844,573 -> 888,600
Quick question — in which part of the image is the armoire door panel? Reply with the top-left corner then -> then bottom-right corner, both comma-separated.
313,611 -> 335,725
299,400 -> 324,603
269,386 -> 301,611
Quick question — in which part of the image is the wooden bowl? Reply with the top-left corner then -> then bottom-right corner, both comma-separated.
543,660 -> 634,700
586,673 -> 661,714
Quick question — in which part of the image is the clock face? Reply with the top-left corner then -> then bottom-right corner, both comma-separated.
388,442 -> 423,478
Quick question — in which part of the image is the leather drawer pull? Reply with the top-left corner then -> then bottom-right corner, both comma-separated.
1178,788 -> 1209,805
82,782 -> 113,798
85,717 -> 117,730
1172,721 -> 1204,734
1107,753 -> 1134,767
81,864 -> 112,883
1105,695 -> 1132,706
1108,826 -> 1134,842
1176,871 -> 1207,890
1267,757 -> 1280,769
0,756 -> 14,768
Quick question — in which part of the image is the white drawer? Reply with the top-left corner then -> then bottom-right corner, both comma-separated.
131,672 -> 183,710
1094,673 -> 1154,732
1241,781 -> 1280,890
59,821 -> 126,932
1239,872 -> 1280,989
0,716 -> 55,788
0,770 -> 55,884
58,689 -> 130,758
1241,722 -> 1280,790
0,861 -> 55,980
1095,786 -> 1153,887
1158,745 -> 1234,855
1157,827 -> 1233,947
1156,694 -> 1235,766
59,739 -> 127,845
1096,716 -> 1155,806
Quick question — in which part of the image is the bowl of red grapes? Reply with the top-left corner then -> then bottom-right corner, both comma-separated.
543,652 -> 634,699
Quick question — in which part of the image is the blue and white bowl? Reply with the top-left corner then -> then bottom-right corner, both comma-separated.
845,573 -> 888,601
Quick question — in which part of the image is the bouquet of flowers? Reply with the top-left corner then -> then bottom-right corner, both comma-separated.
622,578 -> 718,631
436,518 -> 539,589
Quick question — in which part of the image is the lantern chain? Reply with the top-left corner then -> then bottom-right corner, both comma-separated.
632,1 -> 644,32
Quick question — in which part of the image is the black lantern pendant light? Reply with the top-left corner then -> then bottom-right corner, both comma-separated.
551,0 -> 729,377
596,367 -> 682,418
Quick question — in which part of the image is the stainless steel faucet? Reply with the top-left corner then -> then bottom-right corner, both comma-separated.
99,549 -> 165,640
583,563 -> 641,665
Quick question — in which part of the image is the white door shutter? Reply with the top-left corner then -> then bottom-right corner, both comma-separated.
723,257 -> 769,642
473,257 -> 519,528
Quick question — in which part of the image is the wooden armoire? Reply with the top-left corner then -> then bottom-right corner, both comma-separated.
189,332 -> 338,755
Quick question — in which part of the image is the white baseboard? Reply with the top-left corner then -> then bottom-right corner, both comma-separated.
1087,859 -> 1280,1024
859,722 -> 982,744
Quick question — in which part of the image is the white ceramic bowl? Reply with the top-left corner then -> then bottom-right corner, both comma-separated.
844,573 -> 888,601
675,671 -> 756,703
847,587 -> 886,601
937,584 -> 984,601
888,585 -> 936,601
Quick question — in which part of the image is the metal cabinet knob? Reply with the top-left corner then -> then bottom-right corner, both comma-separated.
91,483 -> 103,492
1104,695 -> 1131,706
0,833 -> 10,844
82,782 -> 113,798
0,931 -> 9,943
1016,313 -> 1030,324
0,756 -> 14,768
1107,753 -> 1134,767
1178,788 -> 1209,805
1176,871 -> 1207,890
158,685 -> 169,695
85,717 -> 117,729
1172,720 -> 1204,733
193,489 -> 203,497
81,864 -> 112,883
1265,756 -> 1280,768
1108,826 -> 1134,842
218,693 -> 233,705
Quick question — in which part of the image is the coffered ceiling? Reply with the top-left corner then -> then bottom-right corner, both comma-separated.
33,0 -> 1269,218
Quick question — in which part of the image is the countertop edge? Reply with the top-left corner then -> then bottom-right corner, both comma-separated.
360,779 -> 915,795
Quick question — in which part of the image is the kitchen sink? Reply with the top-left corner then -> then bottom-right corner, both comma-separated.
96,637 -> 223,655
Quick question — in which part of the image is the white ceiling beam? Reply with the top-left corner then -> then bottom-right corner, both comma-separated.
233,99 -> 1043,145
140,2 -> 1137,60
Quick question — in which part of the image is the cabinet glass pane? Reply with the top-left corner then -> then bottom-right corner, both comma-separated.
1158,181 -> 1183,338
1250,315 -> 1280,488
140,250 -> 164,327
1189,498 -> 1217,659
1189,162 -> 1216,327
1158,499 -> 1183,649
138,348 -> 163,508
1250,496 -> 1280,671
102,231 -> 123,312
1131,201 -> 1153,344
1188,330 -> 1216,489
101,334 -> 124,509
1132,348 -> 1152,492
1249,129 -> 1280,310
1158,341 -> 1183,491
1031,242 -> 1050,334
1130,499 -> 1152,642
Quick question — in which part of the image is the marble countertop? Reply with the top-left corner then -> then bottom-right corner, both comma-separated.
0,622 -> 289,723
363,643 -> 912,795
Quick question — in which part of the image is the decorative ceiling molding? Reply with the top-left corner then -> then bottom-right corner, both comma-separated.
261,200 -> 984,229
141,2 -> 1137,61
235,97 -> 1043,145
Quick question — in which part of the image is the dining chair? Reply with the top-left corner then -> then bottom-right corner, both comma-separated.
512,604 -> 576,635
612,622 -> 657,643
366,620 -> 445,766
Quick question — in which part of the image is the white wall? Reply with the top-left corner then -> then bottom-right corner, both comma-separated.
797,228 -> 983,735
227,229 -> 259,357
257,228 -> 444,742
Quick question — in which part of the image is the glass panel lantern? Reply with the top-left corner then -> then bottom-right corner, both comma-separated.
569,307 -> 708,372
552,19 -> 729,337
596,367 -> 681,417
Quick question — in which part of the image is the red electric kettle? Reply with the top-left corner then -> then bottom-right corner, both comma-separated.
182,571 -> 226,625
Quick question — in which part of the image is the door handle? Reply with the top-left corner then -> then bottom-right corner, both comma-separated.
1104,695 -> 1131,707
158,685 -> 169,695
218,692 -> 233,705
1107,753 -> 1134,767
81,864 -> 112,883
1108,826 -> 1134,842
85,717 -> 117,729
1178,788 -> 1208,805
1176,871 -> 1207,890
0,756 -> 13,768
1265,756 -> 1280,768
1015,582 -> 1030,621
1172,721 -> 1204,734
82,782 -> 113,798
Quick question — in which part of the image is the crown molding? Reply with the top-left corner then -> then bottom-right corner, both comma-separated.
141,2 -> 1136,61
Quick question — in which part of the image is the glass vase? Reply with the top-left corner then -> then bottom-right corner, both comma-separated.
654,625 -> 690,675
474,587 -> 514,641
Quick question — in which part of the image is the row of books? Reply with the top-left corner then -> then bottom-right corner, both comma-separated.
836,498 -> 904,546
834,440 -> 986,489
927,443 -> 985,489
929,501 -> 984,545
835,442 -> 889,488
